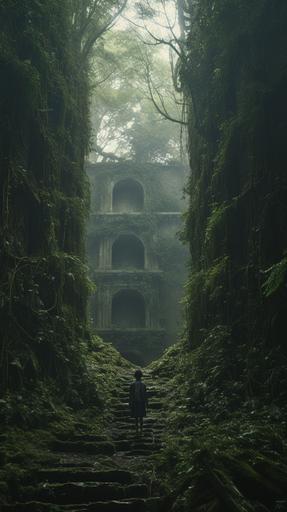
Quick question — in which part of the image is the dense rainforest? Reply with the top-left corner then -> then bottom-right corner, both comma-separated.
1,1 -> 287,511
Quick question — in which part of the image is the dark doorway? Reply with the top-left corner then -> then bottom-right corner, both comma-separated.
112,235 -> 145,269
112,179 -> 144,212
112,289 -> 146,328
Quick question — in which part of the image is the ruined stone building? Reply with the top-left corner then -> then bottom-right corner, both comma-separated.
86,161 -> 187,365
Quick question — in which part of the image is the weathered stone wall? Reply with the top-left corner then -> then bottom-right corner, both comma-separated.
86,161 -> 187,365
88,161 -> 186,213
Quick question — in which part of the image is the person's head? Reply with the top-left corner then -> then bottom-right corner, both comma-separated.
134,369 -> 142,381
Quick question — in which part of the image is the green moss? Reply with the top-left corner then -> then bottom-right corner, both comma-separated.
0,1 -> 91,397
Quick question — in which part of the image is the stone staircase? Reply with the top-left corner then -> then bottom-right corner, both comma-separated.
4,370 -> 167,511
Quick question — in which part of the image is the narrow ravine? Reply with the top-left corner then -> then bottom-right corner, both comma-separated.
1,3 -> 287,512
4,371 -> 167,511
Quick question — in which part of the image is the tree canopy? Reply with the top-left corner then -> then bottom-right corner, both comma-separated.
89,15 -> 184,163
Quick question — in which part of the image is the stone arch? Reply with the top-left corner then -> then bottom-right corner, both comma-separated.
112,178 -> 144,212
112,289 -> 146,328
112,234 -> 145,269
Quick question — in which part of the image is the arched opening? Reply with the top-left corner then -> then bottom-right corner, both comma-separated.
112,289 -> 145,328
112,179 -> 144,212
112,235 -> 145,269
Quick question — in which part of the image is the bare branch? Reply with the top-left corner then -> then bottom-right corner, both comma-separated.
145,64 -> 187,126
92,70 -> 116,89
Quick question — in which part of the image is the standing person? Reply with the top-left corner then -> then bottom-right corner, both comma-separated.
129,369 -> 148,435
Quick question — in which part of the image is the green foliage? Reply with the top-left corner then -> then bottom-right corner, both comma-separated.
0,1 -> 94,397
154,1 -> 287,506
214,117 -> 240,177
205,203 -> 229,244
0,336 -> 133,503
86,336 -> 133,406
262,255 -> 287,298
179,0 -> 287,393
205,256 -> 229,292
89,28 -> 182,163
150,341 -> 287,512
0,0 -> 130,398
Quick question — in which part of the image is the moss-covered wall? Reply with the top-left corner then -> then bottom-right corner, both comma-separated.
182,0 -> 287,399
87,161 -> 187,213
0,1 -> 91,396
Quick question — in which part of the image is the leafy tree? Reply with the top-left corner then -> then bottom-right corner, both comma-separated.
89,27 -> 183,163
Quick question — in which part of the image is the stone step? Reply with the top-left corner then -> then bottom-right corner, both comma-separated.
51,440 -> 115,455
48,462 -> 95,469
37,469 -> 137,484
68,501 -> 146,512
111,426 -> 164,436
115,416 -> 162,424
4,371 -> 167,512
2,497 -> 163,512
112,428 -> 161,436
119,384 -> 159,392
111,434 -> 159,443
147,402 -> 163,410
111,400 -> 162,414
111,402 -> 130,409
114,440 -> 161,451
111,410 -> 131,418
113,419 -> 164,429
2,504 -> 52,511
120,450 -> 154,457
112,415 -> 162,424
55,434 -> 108,443
117,389 -> 160,399
112,414 -> 163,425
63,496 -> 163,511
111,432 -> 162,443
36,483 -> 149,504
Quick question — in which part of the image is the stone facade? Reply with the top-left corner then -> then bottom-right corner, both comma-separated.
86,161 -> 187,365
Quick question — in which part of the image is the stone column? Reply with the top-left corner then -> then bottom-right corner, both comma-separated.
97,287 -> 112,328
145,295 -> 152,328
96,285 -> 103,328
109,180 -> 115,212
102,288 -> 111,328
149,288 -> 160,328
99,238 -> 112,269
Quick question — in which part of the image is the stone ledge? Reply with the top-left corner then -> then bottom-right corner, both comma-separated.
96,328 -> 166,334
93,270 -> 163,275
90,211 -> 182,216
